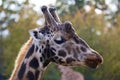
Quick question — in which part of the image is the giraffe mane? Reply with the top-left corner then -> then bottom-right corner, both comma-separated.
10,37 -> 33,80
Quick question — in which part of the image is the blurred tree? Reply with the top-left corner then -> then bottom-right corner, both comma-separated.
0,0 -> 40,78
56,0 -> 120,28
0,0 -> 21,33
56,0 -> 84,15
0,0 -> 22,78
0,0 -> 32,39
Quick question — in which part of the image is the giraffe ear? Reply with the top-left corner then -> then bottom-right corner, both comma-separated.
29,29 -> 39,40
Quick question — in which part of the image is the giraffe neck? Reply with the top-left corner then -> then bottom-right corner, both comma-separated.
10,38 -> 51,80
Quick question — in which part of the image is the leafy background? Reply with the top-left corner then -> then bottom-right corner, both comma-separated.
0,0 -> 120,80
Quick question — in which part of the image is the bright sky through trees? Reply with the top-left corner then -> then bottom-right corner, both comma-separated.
29,0 -> 56,11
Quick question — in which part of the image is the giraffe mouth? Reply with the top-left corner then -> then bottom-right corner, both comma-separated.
85,59 -> 100,68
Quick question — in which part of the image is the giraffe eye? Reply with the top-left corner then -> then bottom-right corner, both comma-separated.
54,37 -> 66,44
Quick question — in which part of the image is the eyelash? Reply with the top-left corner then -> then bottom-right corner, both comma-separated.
54,37 -> 66,44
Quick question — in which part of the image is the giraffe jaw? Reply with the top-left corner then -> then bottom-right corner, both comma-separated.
70,61 -> 101,69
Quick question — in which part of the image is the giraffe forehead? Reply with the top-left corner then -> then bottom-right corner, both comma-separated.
38,23 -> 74,40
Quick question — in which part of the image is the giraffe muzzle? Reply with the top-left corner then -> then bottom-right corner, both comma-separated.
85,52 -> 103,68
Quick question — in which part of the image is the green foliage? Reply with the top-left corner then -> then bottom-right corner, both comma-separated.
56,0 -> 85,15
42,63 -> 61,80
1,5 -> 40,78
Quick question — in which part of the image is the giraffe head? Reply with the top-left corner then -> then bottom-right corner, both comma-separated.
29,6 -> 103,69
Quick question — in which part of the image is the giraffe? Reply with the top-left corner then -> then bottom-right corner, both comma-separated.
58,65 -> 84,80
10,6 -> 103,80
